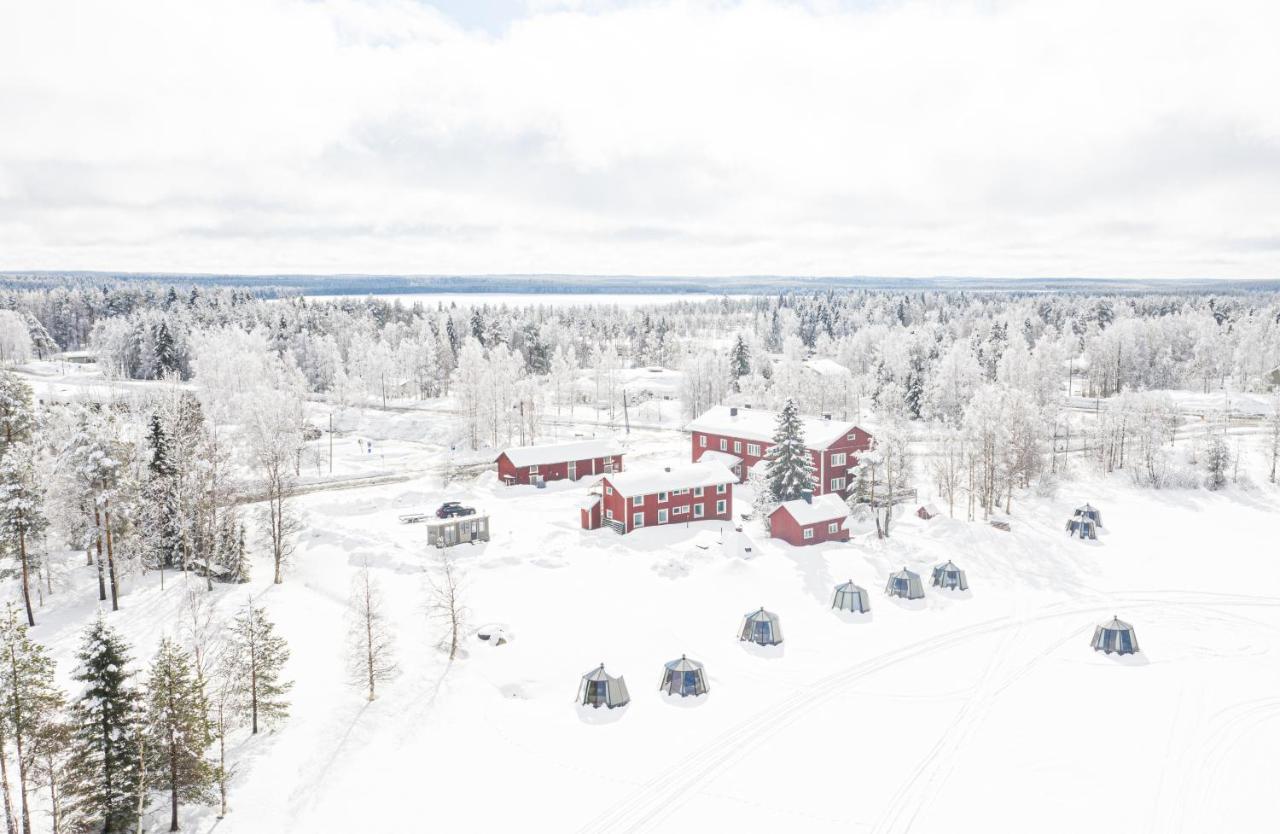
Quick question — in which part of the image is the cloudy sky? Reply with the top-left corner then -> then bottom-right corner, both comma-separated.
1,0 -> 1277,279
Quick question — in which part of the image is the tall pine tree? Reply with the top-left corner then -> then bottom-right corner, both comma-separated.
66,615 -> 142,834
142,638 -> 214,832
729,335 -> 750,392
227,604 -> 292,734
764,398 -> 816,502
0,604 -> 65,834
0,443 -> 47,626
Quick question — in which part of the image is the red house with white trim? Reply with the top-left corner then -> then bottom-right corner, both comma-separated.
768,493 -> 851,546
496,439 -> 623,486
686,405 -> 873,498
581,461 -> 736,534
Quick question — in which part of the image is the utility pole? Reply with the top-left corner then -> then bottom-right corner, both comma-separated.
329,412 -> 333,474
622,390 -> 631,435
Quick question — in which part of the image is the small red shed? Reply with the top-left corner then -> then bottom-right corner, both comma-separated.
768,493 -> 851,546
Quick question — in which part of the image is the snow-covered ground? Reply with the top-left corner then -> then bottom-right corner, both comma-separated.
24,389 -> 1280,833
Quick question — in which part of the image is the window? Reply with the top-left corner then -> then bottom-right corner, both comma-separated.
716,484 -> 727,494
674,488 -> 688,495
694,486 -> 704,497
828,522 -> 839,533
529,465 -> 539,474
673,506 -> 687,516
633,513 -> 644,528
733,440 -> 742,453
658,509 -> 668,524
605,509 -> 613,520
831,453 -> 846,467
847,433 -> 856,441
720,438 -> 728,451
699,434 -> 707,448
715,499 -> 727,514
605,486 -> 613,496
694,503 -> 704,518
747,443 -> 761,457
803,528 -> 814,540
658,491 -> 668,502
632,495 -> 643,507
830,477 -> 845,491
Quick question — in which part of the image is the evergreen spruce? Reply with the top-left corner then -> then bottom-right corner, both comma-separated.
66,615 -> 142,834
0,604 -> 65,834
227,604 -> 292,734
143,414 -> 183,573
142,638 -> 215,832
764,398 -> 816,502
0,372 -> 35,452
729,335 -> 751,391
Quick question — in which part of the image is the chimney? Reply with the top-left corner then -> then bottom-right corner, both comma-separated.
664,466 -> 671,473
729,407 -> 739,417
823,413 -> 832,421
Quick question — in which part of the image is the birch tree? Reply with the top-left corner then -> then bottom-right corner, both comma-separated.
347,561 -> 397,700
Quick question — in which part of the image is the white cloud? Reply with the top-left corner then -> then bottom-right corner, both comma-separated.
0,0 -> 1277,278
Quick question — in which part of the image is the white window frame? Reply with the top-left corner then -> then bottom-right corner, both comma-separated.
715,499 -> 727,514
658,509 -> 669,524
747,443 -> 761,457
716,484 -> 727,495
605,509 -> 613,520
699,434 -> 707,448
605,486 -> 613,496
831,453 -> 846,467
830,477 -> 845,491
632,495 -> 643,507
694,503 -> 704,518
529,465 -> 539,475
803,527 -> 814,540
847,433 -> 857,441
720,438 -> 728,451
694,486 -> 704,497
828,522 -> 839,533
733,440 -> 742,453
632,513 -> 644,528
658,491 -> 668,502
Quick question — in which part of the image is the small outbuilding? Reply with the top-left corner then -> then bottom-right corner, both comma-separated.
916,504 -> 940,520
578,663 -> 631,709
831,580 -> 871,613
739,607 -> 783,646
1066,516 -> 1097,539
1074,503 -> 1103,527
1092,616 -> 1140,655
659,655 -> 709,697
768,493 -> 851,546
426,513 -> 490,548
931,560 -> 969,591
886,567 -> 925,600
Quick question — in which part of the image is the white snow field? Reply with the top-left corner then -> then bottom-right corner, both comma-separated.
22,380 -> 1280,833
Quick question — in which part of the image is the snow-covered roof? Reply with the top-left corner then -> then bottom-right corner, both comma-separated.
770,493 -> 850,525
804,357 -> 851,378
498,439 -> 623,468
698,450 -> 741,467
604,461 -> 736,496
686,405 -> 859,449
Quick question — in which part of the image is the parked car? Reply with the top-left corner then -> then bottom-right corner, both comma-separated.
436,501 -> 476,518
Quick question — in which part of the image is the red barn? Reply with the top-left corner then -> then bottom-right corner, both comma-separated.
768,494 -> 851,546
686,405 -> 873,498
496,439 -> 623,486
581,461 -> 737,534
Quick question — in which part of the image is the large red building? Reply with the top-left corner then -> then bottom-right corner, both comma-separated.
496,439 -> 623,486
581,461 -> 737,534
768,493 -> 851,546
686,405 -> 873,497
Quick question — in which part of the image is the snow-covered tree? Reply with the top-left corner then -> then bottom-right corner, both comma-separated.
1203,432 -> 1231,490
65,615 -> 141,834
347,561 -> 397,701
0,442 -> 46,627
429,556 -> 466,661
226,603 -> 292,734
0,603 -> 65,834
764,399 -> 816,502
142,637 -> 215,832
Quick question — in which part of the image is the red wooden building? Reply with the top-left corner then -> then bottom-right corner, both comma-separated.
496,439 -> 623,486
580,461 -> 737,534
686,405 -> 873,498
768,493 -> 851,546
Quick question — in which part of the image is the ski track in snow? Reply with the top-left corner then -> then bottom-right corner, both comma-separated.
575,591 -> 1280,834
